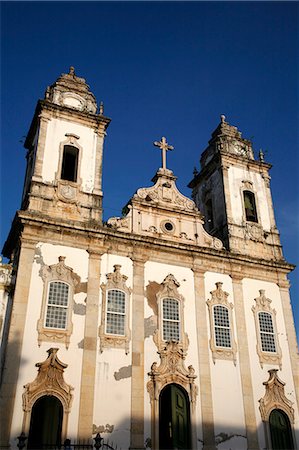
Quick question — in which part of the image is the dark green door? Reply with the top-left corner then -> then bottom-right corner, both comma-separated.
27,395 -> 63,449
159,384 -> 191,450
269,409 -> 294,450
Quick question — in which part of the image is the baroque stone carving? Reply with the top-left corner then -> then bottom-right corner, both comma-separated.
206,282 -> 237,365
259,369 -> 294,423
252,290 -> 282,368
37,256 -> 80,348
22,348 -> 73,438
153,274 -> 189,354
99,265 -> 131,354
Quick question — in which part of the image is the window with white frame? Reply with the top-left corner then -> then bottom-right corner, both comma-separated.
162,298 -> 180,341
258,311 -> 276,353
106,289 -> 126,336
252,289 -> 282,368
99,265 -> 131,354
45,281 -> 69,329
213,305 -> 231,348
37,256 -> 80,348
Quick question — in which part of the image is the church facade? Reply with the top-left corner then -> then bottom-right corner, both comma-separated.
0,68 -> 298,450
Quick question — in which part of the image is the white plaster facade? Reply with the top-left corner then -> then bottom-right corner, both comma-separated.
0,68 -> 298,450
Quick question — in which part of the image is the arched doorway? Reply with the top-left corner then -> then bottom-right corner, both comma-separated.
269,409 -> 294,450
27,395 -> 63,449
159,384 -> 191,450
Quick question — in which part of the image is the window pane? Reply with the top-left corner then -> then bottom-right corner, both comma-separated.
259,312 -> 276,352
163,298 -> 179,320
48,282 -> 69,306
106,312 -> 125,335
163,321 -> 180,341
259,312 -> 274,333
107,290 -> 125,313
213,305 -> 231,348
45,306 -> 67,329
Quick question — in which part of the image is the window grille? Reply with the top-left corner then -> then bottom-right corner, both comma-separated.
162,298 -> 180,341
45,281 -> 69,329
213,305 -> 231,348
258,312 -> 276,352
106,289 -> 126,335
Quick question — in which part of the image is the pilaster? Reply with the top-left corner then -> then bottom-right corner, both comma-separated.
78,250 -> 102,438
231,274 -> 259,450
130,254 -> 147,450
0,240 -> 35,447
32,114 -> 50,181
192,264 -> 215,450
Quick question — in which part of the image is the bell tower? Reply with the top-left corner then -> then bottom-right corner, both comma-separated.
21,67 -> 110,223
188,115 -> 283,260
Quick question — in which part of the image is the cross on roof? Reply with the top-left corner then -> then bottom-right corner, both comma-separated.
153,136 -> 174,170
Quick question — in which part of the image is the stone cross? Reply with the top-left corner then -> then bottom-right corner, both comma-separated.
153,137 -> 174,170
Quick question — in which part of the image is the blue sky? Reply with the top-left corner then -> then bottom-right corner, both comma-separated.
1,1 -> 298,337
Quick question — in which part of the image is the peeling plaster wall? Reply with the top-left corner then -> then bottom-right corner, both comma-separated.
228,166 -> 271,230
42,118 -> 98,193
204,272 -> 247,444
9,243 -> 88,443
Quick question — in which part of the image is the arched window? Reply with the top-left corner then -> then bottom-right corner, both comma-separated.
61,145 -> 79,182
258,311 -> 276,353
162,298 -> 180,341
106,289 -> 126,336
45,281 -> 69,329
269,409 -> 294,450
243,190 -> 258,222
213,305 -> 231,348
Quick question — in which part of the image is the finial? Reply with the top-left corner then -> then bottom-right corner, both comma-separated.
153,136 -> 174,170
99,101 -> 104,115
69,66 -> 75,76
220,114 -> 226,123
259,149 -> 265,162
193,167 -> 198,176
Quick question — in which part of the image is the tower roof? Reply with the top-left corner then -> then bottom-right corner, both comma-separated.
44,66 -> 98,114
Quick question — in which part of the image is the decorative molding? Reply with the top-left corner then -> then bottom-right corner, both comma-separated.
153,274 -> 189,354
206,282 -> 237,365
252,290 -> 282,369
37,256 -> 80,348
22,348 -> 73,438
147,341 -> 198,450
259,369 -> 294,423
99,264 -> 131,353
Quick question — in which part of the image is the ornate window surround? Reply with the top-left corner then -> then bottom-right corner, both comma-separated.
259,369 -> 295,450
241,180 -> 261,225
252,289 -> 282,369
99,264 -> 131,354
206,282 -> 237,365
37,256 -> 80,348
153,274 -> 189,353
22,348 -> 73,442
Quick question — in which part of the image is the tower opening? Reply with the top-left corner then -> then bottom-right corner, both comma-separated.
61,145 -> 79,182
243,190 -> 258,222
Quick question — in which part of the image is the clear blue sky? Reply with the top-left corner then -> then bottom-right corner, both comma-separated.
1,1 -> 298,337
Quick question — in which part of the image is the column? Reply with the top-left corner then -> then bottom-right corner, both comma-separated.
231,274 -> 259,450
192,264 -> 216,450
130,256 -> 146,450
278,280 -> 299,403
0,240 -> 35,447
78,250 -> 102,438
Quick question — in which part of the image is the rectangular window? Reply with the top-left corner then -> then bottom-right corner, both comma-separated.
106,290 -> 126,335
259,312 -> 276,352
45,281 -> 69,329
214,305 -> 231,348
61,145 -> 79,182
162,298 -> 180,341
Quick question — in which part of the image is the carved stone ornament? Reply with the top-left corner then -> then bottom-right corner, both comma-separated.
56,181 -> 78,203
37,257 -> 80,348
99,265 -> 131,354
244,223 -> 265,242
153,274 -> 189,354
206,282 -> 237,365
259,369 -> 294,423
252,290 -> 282,369
22,348 -> 73,437
147,341 -> 198,450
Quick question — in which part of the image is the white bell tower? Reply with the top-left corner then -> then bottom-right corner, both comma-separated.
21,66 -> 110,223
189,115 -> 283,260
